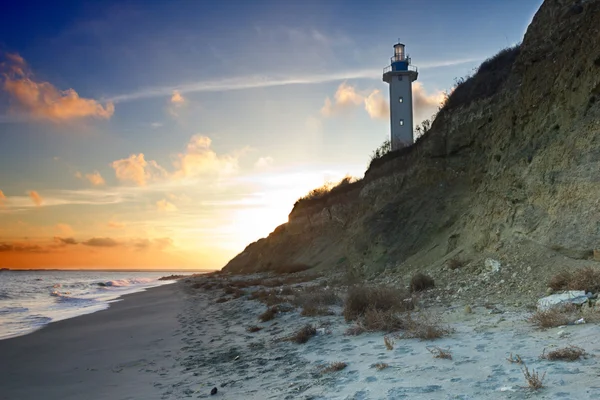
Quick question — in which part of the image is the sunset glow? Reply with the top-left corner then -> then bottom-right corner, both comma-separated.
0,0 -> 542,269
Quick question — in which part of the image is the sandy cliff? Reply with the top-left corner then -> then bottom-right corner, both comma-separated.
223,0 -> 600,294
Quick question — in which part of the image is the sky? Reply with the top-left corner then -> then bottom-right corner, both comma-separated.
0,0 -> 543,269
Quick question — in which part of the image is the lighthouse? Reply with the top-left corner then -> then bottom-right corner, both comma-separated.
383,42 -> 418,151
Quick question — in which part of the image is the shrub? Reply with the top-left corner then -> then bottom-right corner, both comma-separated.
384,335 -> 395,351
259,307 -> 278,322
409,273 -> 435,293
373,362 -> 389,371
215,297 -> 229,304
246,325 -> 263,333
369,139 -> 391,163
447,258 -> 464,270
427,346 -> 452,360
528,305 -> 579,329
521,364 -> 545,390
321,362 -> 347,373
288,324 -> 317,344
250,289 -> 287,306
540,345 -> 586,361
402,313 -> 452,340
343,285 -> 412,322
362,308 -> 406,332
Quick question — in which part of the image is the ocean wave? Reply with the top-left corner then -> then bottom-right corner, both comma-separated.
97,278 -> 155,287
0,306 -> 28,315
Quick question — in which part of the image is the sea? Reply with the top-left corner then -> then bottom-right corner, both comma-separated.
0,270 -> 193,340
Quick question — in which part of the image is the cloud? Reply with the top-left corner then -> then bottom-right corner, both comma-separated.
254,156 -> 274,169
321,82 -> 445,124
81,237 -> 120,247
0,190 -> 5,206
108,221 -> 124,229
1,53 -> 114,123
170,90 -> 185,104
28,191 -> 43,206
320,82 -> 364,116
412,82 -> 446,123
54,237 -> 78,245
364,89 -> 389,120
174,135 -> 239,178
110,153 -> 151,186
0,242 -> 46,253
105,57 -> 482,104
150,122 -> 163,128
132,237 -> 173,251
84,171 -> 105,186
156,199 -> 178,212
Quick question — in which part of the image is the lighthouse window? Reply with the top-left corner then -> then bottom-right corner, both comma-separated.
399,119 -> 404,126
398,97 -> 403,103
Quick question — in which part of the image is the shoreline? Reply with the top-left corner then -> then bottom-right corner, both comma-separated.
0,283 -> 185,400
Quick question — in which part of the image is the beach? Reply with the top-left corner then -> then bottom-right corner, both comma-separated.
0,283 -> 184,400
2,274 -> 600,400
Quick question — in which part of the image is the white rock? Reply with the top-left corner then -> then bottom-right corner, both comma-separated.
485,258 -> 501,273
537,290 -> 588,311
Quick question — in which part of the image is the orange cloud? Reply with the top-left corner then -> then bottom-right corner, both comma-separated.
54,237 -> 78,245
0,242 -> 46,253
1,53 -> 115,123
174,135 -> 238,178
170,90 -> 185,104
320,82 -> 364,116
85,171 -> 105,186
321,82 -> 445,124
28,190 -> 43,206
110,153 -> 168,186
0,189 -> 5,206
364,89 -> 389,120
157,199 -> 178,212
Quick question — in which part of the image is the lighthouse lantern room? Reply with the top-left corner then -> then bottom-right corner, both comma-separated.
383,42 -> 418,151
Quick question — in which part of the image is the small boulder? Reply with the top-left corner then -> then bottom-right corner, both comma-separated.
464,305 -> 472,314
537,290 -> 589,311
485,258 -> 501,273
211,387 -> 218,395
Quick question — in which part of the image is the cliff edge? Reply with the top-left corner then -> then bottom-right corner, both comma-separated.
223,0 -> 600,301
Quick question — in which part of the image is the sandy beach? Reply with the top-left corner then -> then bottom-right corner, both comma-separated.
2,274 -> 600,400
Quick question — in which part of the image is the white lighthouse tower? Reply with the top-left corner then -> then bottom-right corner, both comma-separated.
383,42 -> 418,151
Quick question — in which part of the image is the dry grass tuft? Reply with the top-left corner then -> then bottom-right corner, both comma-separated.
215,297 -> 230,304
345,325 -> 365,336
384,335 -> 395,351
288,324 -> 317,344
259,307 -> 278,322
373,362 -> 389,371
540,345 -> 586,361
521,364 -> 545,390
409,273 -> 435,293
321,361 -> 347,373
403,313 -> 453,340
506,353 -> 523,364
343,285 -> 412,322
548,267 -> 600,293
427,346 -> 452,360
246,325 -> 263,333
528,304 -> 579,329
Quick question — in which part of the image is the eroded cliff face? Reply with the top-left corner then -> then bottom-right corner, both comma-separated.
224,0 -> 600,278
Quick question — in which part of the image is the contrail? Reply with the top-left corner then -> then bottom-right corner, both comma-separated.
105,58 -> 481,103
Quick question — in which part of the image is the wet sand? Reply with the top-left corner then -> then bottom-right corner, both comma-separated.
0,283 -> 183,400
